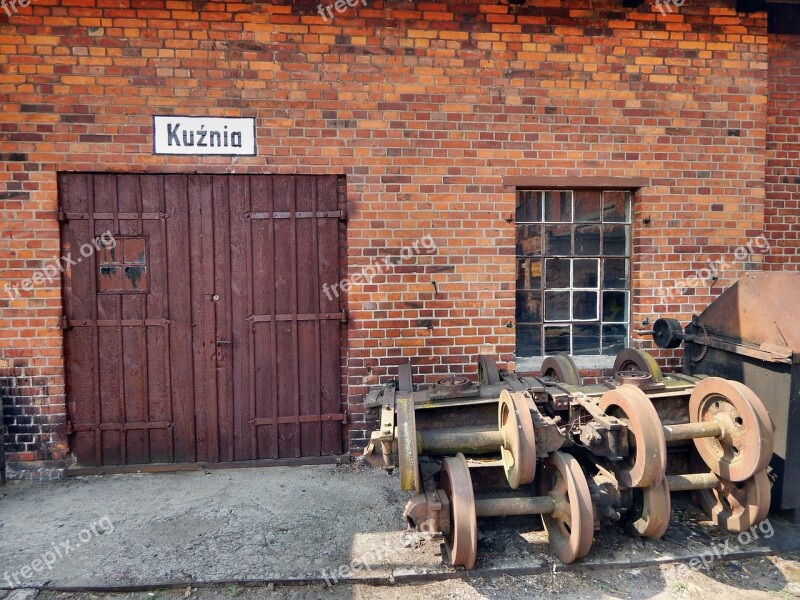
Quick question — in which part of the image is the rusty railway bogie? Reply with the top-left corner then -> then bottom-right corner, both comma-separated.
412,452 -> 594,568
568,393 -> 629,462
586,462 -> 773,537
365,349 -> 776,568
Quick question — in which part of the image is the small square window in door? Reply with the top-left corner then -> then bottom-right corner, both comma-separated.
98,237 -> 149,293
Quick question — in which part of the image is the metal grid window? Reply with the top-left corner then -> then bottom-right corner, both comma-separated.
515,190 -> 632,357
97,237 -> 149,293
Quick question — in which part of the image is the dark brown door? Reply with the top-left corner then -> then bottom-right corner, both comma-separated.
60,173 -> 346,466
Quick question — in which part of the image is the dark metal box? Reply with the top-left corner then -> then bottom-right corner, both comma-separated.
683,272 -> 800,520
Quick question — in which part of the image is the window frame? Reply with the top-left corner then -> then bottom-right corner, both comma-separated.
96,235 -> 150,294
514,188 -> 634,359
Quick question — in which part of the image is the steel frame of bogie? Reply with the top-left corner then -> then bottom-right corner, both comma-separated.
364,351 -> 776,568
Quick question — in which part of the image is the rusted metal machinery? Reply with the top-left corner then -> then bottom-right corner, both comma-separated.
647,272 -> 800,522
364,351 -> 774,568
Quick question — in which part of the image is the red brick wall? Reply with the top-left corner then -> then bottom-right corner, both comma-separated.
0,0 -> 778,469
765,34 -> 800,270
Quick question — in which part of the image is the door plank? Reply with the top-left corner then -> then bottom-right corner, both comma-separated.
61,174 -> 347,467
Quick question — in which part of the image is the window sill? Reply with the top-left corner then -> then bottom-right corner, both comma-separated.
515,355 -> 617,373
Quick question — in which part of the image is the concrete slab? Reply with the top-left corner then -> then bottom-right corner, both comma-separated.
1,463 -> 799,592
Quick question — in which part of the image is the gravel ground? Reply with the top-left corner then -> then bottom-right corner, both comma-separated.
20,554 -> 800,599
0,462 -> 408,588
2,462 -> 800,599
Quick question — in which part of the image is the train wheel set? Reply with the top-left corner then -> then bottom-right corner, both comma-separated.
363,350 -> 775,568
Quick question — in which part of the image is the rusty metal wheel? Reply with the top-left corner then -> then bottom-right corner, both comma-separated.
689,377 -> 774,483
478,355 -> 501,385
696,470 -> 771,533
613,349 -> 663,383
498,390 -> 536,489
397,395 -> 421,493
599,385 -> 667,488
539,451 -> 594,563
540,353 -> 583,385
624,475 -> 671,539
440,453 -> 478,569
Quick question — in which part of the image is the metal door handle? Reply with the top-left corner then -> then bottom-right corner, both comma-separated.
216,339 -> 231,346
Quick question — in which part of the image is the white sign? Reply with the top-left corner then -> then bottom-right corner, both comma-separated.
153,116 -> 256,156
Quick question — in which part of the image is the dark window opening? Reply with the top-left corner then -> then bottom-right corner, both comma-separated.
515,190 -> 632,357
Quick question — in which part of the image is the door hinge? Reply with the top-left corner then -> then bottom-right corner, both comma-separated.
342,409 -> 349,425
61,316 -> 71,330
340,309 -> 349,323
57,209 -> 68,222
338,205 -> 348,222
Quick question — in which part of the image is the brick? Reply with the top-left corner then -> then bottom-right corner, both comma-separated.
0,0 -> 791,467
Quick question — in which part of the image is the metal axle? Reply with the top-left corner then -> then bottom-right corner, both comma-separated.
418,428 -> 502,455
662,421 -> 723,443
665,472 -> 719,492
474,495 -> 556,517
